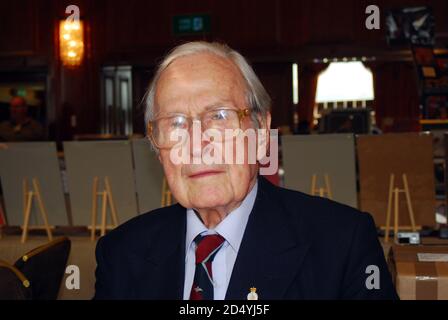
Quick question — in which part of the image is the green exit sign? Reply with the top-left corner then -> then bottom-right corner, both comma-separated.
173,14 -> 211,35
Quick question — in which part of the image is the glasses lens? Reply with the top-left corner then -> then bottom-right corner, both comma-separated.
153,115 -> 188,148
204,109 -> 239,130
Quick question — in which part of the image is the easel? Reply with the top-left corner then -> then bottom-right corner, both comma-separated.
89,176 -> 119,241
161,177 -> 172,207
382,173 -> 420,242
310,174 -> 333,199
21,178 -> 54,243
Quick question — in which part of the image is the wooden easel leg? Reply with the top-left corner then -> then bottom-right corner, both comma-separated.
167,190 -> 172,206
402,174 -> 417,232
21,192 -> 33,244
91,177 -> 98,241
385,174 -> 394,243
324,174 -> 333,199
394,188 -> 399,241
100,191 -> 107,237
310,174 -> 317,196
104,177 -> 118,227
319,188 -> 324,197
33,179 -> 53,241
161,178 -> 166,207
161,177 -> 173,207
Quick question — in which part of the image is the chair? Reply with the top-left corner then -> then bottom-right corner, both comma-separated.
0,260 -> 32,300
14,237 -> 71,300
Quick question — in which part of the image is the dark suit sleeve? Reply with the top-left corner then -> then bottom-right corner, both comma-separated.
340,212 -> 399,299
93,237 -> 111,300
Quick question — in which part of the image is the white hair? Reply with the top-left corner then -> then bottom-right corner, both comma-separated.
143,41 -> 271,133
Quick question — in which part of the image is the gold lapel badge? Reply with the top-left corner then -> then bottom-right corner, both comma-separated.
247,287 -> 258,300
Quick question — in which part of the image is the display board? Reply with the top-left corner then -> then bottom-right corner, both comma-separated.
281,134 -> 358,209
0,142 -> 68,226
63,141 -> 138,226
131,139 -> 166,213
357,133 -> 436,228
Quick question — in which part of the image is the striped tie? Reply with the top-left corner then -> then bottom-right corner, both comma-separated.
189,234 -> 225,300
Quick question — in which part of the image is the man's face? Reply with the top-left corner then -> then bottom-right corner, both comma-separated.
154,52 -> 268,211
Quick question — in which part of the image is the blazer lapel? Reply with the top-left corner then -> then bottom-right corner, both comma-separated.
139,204 -> 186,299
225,178 -> 311,300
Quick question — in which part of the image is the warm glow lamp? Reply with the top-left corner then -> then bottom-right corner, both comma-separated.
59,19 -> 84,67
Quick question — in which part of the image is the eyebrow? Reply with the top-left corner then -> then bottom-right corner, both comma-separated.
203,100 -> 235,111
155,100 -> 236,118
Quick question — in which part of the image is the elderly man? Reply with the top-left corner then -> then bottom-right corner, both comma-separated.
94,41 -> 398,300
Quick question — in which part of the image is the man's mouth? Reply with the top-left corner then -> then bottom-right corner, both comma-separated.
188,170 -> 223,179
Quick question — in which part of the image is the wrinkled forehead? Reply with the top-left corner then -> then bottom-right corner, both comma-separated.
155,52 -> 247,113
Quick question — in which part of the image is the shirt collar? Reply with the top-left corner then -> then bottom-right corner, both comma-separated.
185,180 -> 258,256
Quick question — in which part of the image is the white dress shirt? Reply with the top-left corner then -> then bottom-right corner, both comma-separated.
183,181 -> 258,300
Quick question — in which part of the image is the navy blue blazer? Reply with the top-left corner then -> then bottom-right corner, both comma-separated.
94,176 -> 398,300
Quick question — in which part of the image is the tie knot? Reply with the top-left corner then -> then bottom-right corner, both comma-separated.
194,234 -> 225,264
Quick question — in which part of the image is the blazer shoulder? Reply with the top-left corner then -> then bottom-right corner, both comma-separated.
267,181 -> 370,230
264,182 -> 379,262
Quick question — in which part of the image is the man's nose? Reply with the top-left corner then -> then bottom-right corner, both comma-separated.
189,120 -> 210,160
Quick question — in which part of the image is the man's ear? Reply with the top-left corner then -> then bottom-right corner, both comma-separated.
262,112 -> 272,147
265,112 -> 271,130
256,111 -> 271,130
266,112 -> 272,151
257,112 -> 272,160
265,112 -> 272,154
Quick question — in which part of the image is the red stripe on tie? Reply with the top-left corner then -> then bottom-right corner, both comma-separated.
195,234 -> 225,263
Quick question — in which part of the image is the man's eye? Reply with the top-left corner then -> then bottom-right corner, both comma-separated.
170,116 -> 187,128
210,110 -> 229,120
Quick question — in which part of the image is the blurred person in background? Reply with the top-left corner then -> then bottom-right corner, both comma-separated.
0,96 -> 44,141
